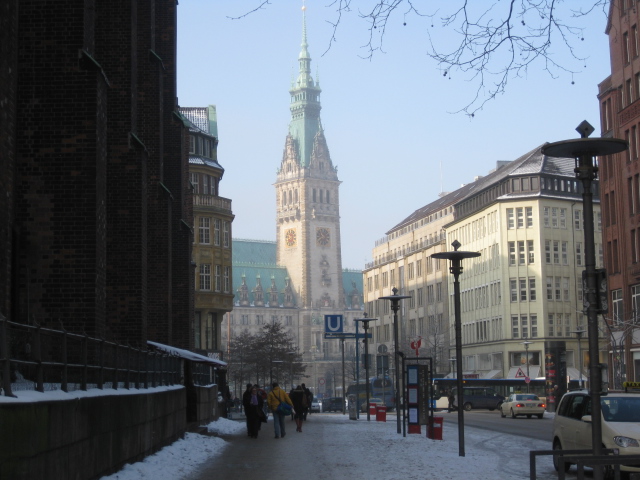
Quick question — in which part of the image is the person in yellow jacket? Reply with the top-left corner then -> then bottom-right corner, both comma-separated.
267,382 -> 294,439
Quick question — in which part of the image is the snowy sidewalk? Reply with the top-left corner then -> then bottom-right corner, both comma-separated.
101,413 -> 562,480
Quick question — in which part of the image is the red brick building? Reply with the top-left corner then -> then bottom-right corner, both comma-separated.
598,0 -> 640,387
0,0 -> 194,349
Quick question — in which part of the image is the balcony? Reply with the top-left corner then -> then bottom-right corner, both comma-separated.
193,194 -> 232,213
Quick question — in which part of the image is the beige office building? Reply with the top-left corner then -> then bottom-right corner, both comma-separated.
365,146 -> 608,407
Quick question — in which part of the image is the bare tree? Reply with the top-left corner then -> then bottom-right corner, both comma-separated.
232,1 -> 610,115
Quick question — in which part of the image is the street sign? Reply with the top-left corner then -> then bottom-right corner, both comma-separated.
324,315 -> 343,334
515,367 -> 526,378
323,332 -> 372,339
525,376 -> 531,384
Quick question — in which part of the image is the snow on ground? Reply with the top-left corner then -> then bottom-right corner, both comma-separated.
99,414 -> 560,480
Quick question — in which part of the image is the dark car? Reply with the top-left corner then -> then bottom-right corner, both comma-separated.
324,397 -> 345,412
454,387 -> 504,411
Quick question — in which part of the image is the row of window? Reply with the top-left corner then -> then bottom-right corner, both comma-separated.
610,285 -> 640,326
189,134 -> 216,158
368,261 -> 441,292
461,281 -> 502,312
510,277 -> 537,302
197,217 -> 231,247
190,172 -> 219,196
228,314 -> 294,326
280,187 -> 333,207
463,317 -> 503,344
198,264 -> 231,293
194,312 -> 217,350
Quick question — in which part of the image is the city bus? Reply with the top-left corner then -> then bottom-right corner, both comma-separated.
346,376 -> 395,411
432,378 -> 547,409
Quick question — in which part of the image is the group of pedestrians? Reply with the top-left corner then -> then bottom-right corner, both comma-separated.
243,382 -> 313,439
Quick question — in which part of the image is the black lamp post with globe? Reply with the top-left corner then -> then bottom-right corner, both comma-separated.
432,240 -> 480,457
542,121 -> 627,480
379,288 -> 411,435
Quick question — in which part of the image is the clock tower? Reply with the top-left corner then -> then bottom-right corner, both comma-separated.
275,10 -> 344,314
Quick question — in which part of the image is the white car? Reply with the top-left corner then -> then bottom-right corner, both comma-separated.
499,393 -> 545,419
552,388 -> 640,478
310,399 -> 322,413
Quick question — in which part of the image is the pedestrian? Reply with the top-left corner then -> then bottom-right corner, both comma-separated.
302,383 -> 313,420
242,383 -> 254,436
243,385 -> 265,438
267,382 -> 294,439
448,389 -> 456,412
290,384 -> 307,432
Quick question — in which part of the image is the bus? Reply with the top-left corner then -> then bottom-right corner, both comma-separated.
432,378 -> 547,406
346,376 -> 395,411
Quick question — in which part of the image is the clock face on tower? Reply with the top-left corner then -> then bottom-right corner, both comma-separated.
285,228 -> 297,247
316,227 -> 330,246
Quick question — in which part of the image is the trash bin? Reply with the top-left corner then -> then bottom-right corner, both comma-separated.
427,416 -> 443,440
376,405 -> 387,422
369,403 -> 377,417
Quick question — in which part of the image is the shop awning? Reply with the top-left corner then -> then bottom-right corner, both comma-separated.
147,340 -> 227,367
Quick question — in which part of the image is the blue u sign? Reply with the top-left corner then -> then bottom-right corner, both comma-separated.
324,315 -> 343,334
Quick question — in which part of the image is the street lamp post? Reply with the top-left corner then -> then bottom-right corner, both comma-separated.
432,240 -> 480,457
542,122 -> 627,480
521,340 -> 533,393
287,351 -> 296,391
379,288 -> 412,435
355,313 -> 378,421
570,329 -> 586,389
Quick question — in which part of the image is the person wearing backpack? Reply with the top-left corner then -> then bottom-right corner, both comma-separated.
267,382 -> 294,439
290,384 -> 307,432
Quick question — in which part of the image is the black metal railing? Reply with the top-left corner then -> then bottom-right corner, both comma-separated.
0,314 -> 181,397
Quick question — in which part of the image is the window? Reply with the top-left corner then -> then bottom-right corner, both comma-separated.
513,241 -> 523,265
190,172 -> 199,194
214,265 -> 222,292
546,277 -> 553,301
612,289 -> 624,325
200,264 -> 211,291
417,288 -> 424,306
555,277 -> 561,301
576,242 -> 583,266
545,240 -> 551,264
526,207 -> 533,227
529,279 -> 536,301
511,315 -> 520,338
199,217 -> 210,244
519,278 -> 527,302
552,208 -> 558,228
436,282 -> 443,302
408,262 -> 415,280
561,241 -> 568,265
574,210 -> 582,230
543,207 -> 550,227
516,208 -> 524,228
562,277 -> 570,302
509,241 -> 516,266
559,209 -> 567,228
416,260 -> 422,277
510,279 -> 518,302
214,219 -> 221,246
531,315 -> 538,338
224,266 -> 231,293
632,285 -> 640,324
507,208 -> 515,229
223,221 -> 230,248
527,240 -> 535,264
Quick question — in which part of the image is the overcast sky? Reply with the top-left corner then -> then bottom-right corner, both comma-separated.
177,1 -> 612,269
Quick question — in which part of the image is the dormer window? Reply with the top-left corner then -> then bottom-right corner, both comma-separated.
189,136 -> 195,154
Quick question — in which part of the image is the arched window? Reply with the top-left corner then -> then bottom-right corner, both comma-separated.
326,190 -> 330,204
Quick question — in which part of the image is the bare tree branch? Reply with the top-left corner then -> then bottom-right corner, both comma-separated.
235,1 -> 610,115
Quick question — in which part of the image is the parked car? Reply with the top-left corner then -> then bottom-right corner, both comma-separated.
310,399 -> 322,413
324,397 -> 345,412
499,393 -> 545,419
454,387 -> 504,411
552,388 -> 640,478
360,397 -> 384,413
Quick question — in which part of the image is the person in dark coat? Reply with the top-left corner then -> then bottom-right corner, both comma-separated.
290,384 -> 307,432
242,383 -> 254,436
243,385 -> 265,438
301,383 -> 313,420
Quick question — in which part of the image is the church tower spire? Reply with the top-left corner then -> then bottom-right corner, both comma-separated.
275,5 -> 343,312
287,6 -> 322,168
